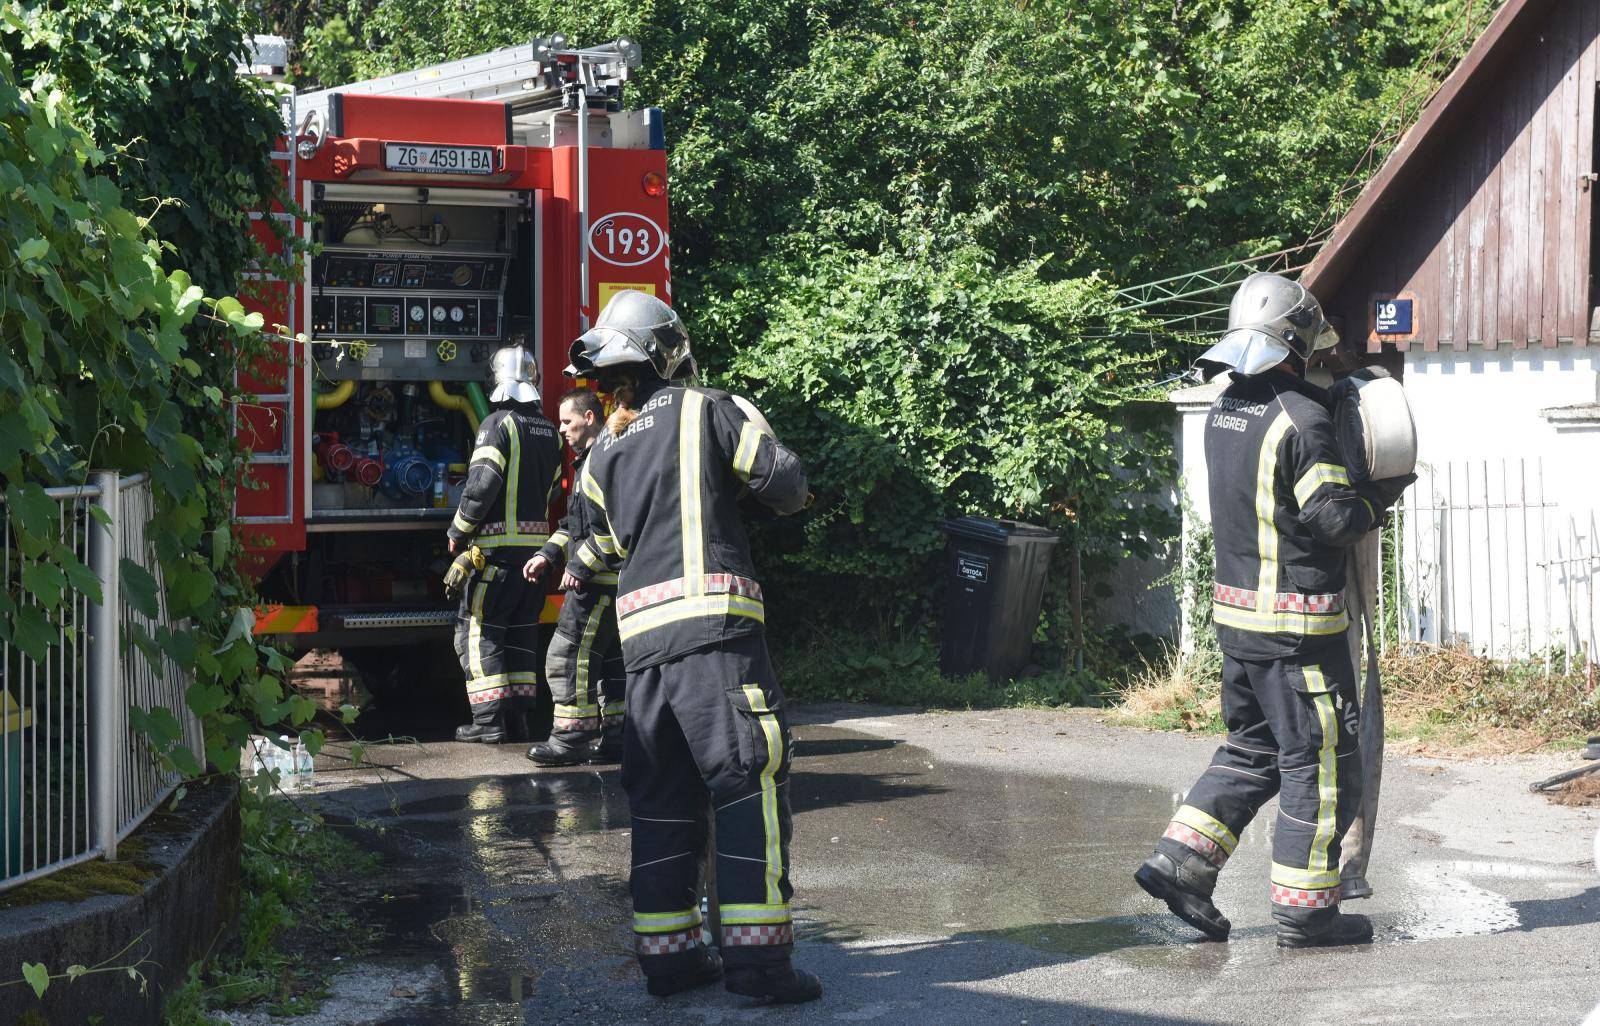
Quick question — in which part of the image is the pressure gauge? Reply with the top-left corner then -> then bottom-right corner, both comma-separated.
450,305 -> 465,324
451,264 -> 473,287
432,304 -> 447,322
409,303 -> 426,323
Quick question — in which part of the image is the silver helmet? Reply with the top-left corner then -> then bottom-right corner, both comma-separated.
1197,272 -> 1339,377
488,344 -> 540,403
566,289 -> 694,381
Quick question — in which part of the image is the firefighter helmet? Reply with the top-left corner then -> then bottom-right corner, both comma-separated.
566,289 -> 694,381
1198,272 -> 1339,377
488,344 -> 540,404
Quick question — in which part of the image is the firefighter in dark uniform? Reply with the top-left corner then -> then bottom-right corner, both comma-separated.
557,290 -> 821,1003
1133,273 -> 1412,948
443,344 -> 563,743
524,388 -> 626,766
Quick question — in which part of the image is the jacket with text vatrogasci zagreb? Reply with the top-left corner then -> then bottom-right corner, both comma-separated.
566,382 -> 807,670
1204,370 -> 1377,661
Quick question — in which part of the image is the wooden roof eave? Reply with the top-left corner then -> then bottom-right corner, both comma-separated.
1300,0 -> 1560,299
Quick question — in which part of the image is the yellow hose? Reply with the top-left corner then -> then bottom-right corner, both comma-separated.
428,380 -> 481,431
314,380 -> 355,410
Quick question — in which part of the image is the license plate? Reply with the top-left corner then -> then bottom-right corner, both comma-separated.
383,143 -> 497,176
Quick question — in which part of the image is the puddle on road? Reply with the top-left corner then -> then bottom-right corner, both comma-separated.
328,770 -> 637,1025
317,724 -> 1591,1022
788,728 -> 1189,959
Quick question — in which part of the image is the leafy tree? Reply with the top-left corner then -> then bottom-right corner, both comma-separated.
329,0 -> 1486,642
18,0 -> 287,293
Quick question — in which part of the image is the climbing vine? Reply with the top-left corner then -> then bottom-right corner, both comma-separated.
0,4 -> 315,785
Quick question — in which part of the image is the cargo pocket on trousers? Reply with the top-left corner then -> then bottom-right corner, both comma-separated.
725,683 -> 785,781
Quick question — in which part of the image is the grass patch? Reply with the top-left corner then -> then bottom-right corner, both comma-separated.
161,792 -> 380,1025
1109,642 -> 1600,755
1106,647 -> 1225,734
774,632 -> 1113,710
0,839 -> 156,910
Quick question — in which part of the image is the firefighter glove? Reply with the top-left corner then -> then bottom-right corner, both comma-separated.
1356,473 -> 1416,512
444,545 -> 485,598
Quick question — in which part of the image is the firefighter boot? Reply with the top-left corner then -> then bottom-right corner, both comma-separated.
586,737 -> 623,764
1276,908 -> 1373,949
724,965 -> 823,1005
455,723 -> 506,744
645,946 -> 723,997
526,741 -> 587,767
1134,838 -> 1231,941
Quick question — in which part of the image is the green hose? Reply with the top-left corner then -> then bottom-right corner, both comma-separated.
464,381 -> 491,421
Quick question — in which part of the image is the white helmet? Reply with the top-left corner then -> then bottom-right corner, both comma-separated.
488,345 -> 539,404
1198,272 -> 1339,377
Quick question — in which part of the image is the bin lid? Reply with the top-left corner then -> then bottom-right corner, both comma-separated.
939,516 -> 1061,546
2,692 -> 32,733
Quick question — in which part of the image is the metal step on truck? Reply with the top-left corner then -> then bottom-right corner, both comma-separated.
236,37 -> 670,726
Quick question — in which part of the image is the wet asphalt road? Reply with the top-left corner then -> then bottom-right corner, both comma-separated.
235,705 -> 1600,1026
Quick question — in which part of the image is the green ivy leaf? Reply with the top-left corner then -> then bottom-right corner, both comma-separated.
184,680 -> 230,718
21,961 -> 49,998
119,558 -> 160,618
11,605 -> 54,662
219,607 -> 254,650
21,560 -> 66,609
61,554 -> 103,604
5,482 -> 58,538
17,236 -> 48,262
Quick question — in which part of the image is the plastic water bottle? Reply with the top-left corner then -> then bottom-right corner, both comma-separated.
278,735 -> 300,790
432,461 -> 448,508
294,740 -> 315,787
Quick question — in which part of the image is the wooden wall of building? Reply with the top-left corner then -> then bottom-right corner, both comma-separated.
1324,0 -> 1600,354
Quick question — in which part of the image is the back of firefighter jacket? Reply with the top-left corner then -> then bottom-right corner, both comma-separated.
1205,370 -> 1377,661
447,406 -> 563,563
569,382 -> 806,669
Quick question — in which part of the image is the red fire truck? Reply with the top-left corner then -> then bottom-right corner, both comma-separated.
237,38 -> 669,715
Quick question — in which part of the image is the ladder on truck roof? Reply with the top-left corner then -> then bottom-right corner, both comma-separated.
293,36 -> 642,130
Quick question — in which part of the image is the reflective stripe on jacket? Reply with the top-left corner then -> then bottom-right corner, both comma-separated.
1205,370 -> 1376,660
447,407 -> 563,559
568,383 -> 807,669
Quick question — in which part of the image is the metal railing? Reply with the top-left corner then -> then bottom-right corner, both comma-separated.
2,472 -> 203,891
1380,458 -> 1600,672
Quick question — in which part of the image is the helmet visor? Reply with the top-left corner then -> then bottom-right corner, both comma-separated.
1309,320 -> 1340,353
571,324 -> 652,371
1198,328 -> 1293,377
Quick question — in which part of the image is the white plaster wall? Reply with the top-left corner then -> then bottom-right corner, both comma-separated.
1404,347 -> 1600,513
1399,347 -> 1600,659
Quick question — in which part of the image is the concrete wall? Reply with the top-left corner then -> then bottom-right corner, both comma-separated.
0,778 -> 240,1026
